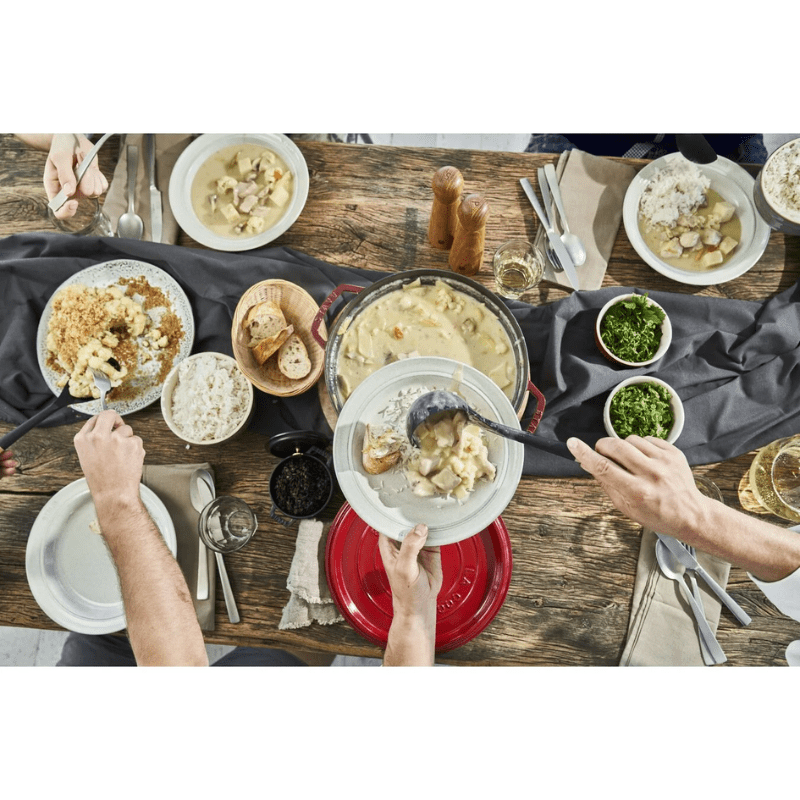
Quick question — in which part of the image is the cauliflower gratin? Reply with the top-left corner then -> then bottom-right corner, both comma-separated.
191,143 -> 294,238
46,283 -> 172,399
638,157 -> 741,272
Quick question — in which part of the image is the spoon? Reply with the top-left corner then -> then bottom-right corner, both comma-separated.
190,471 -> 214,601
0,382 -> 94,451
655,539 -> 727,664
117,145 -> 144,239
544,163 -> 587,268
198,496 -> 258,624
406,390 -> 539,448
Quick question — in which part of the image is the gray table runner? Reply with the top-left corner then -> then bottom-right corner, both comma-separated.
2,232 -> 799,477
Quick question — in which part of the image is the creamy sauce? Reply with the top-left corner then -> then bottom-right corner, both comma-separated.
336,280 -> 517,402
191,143 -> 293,239
639,188 -> 742,272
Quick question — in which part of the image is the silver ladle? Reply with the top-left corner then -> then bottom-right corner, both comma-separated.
406,390 -> 539,448
116,144 -> 144,239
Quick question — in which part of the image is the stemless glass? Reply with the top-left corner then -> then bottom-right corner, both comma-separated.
47,195 -> 113,236
770,435 -> 800,519
198,496 -> 258,553
492,239 -> 544,300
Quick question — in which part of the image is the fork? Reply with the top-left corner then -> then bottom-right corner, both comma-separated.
91,368 -> 111,410
683,541 -> 715,665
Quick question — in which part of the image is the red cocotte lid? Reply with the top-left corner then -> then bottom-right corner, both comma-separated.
325,502 -> 512,652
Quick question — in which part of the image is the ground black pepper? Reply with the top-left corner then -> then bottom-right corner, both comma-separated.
272,456 -> 330,517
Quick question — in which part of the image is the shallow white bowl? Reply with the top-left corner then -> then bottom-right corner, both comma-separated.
168,133 -> 309,251
603,375 -> 684,444
595,293 -> 672,367
161,352 -> 254,445
623,153 -> 770,286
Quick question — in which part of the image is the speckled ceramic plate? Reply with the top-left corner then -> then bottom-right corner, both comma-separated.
332,357 -> 524,546
623,153 -> 771,286
36,259 -> 195,416
25,479 -> 176,634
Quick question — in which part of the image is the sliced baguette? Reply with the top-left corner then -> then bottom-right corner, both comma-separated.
243,300 -> 286,346
361,424 -> 402,475
252,324 -> 293,365
277,333 -> 311,380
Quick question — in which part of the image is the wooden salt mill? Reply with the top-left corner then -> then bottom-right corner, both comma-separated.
449,193 -> 489,276
428,166 -> 464,249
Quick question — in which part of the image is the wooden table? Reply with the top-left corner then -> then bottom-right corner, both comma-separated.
1,133 -> 798,665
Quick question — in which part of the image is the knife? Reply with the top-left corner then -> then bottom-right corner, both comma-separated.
194,472 -> 214,601
145,134 -> 162,243
537,167 -> 563,273
519,178 -> 580,291
655,533 -> 752,625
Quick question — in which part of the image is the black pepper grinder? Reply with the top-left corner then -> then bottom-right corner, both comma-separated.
428,166 -> 464,249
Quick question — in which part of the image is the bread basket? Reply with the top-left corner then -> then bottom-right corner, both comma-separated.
232,279 -> 326,397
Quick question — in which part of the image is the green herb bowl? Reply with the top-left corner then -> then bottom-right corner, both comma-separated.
595,293 -> 672,367
603,375 -> 685,444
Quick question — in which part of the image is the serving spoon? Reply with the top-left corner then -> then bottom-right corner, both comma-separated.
406,390 -> 539,448
117,145 -> 144,239
0,383 -> 94,452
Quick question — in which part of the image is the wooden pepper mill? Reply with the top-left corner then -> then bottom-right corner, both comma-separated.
449,193 -> 489,276
428,166 -> 464,249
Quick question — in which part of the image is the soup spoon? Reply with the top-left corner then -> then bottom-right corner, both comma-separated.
406,390 -> 539,448
117,145 -> 144,239
544,164 -> 587,268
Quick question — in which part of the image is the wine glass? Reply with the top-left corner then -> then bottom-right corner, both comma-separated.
771,436 -> 800,519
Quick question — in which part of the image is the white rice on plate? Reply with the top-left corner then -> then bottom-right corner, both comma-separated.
639,156 -> 710,230
170,354 -> 250,441
762,139 -> 800,223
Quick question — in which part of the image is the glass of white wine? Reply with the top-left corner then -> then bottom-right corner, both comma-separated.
771,436 -> 800,520
492,239 -> 543,300
745,435 -> 800,523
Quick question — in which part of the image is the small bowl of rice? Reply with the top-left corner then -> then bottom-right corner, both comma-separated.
161,352 -> 255,445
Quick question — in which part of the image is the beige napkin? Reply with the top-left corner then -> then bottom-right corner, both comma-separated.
102,134 -> 194,243
535,149 -> 637,290
279,519 -> 344,630
141,463 -> 216,631
620,528 -> 732,666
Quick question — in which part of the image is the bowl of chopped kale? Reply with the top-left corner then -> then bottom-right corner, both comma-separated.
595,292 -> 672,367
603,376 -> 684,444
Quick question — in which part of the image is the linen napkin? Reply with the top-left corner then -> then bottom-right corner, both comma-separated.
534,149 -> 637,290
620,528 -> 732,666
279,519 -> 344,630
102,134 -> 194,243
140,463 -> 216,631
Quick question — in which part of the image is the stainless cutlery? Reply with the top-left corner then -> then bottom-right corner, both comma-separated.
656,532 -> 752,626
519,177 -> 580,290
655,538 -> 727,664
683,541 -> 715,665
537,168 -> 563,274
543,163 -> 587,268
145,134 -> 162,243
48,133 -> 114,214
117,145 -> 144,239
190,471 -> 214,601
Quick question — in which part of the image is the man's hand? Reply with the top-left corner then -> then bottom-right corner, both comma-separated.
379,524 -> 443,666
1,449 -> 17,478
567,435 -> 707,539
73,410 -> 144,510
43,134 -> 108,220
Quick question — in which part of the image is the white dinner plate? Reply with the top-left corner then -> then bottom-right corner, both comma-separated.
37,259 -> 195,416
25,479 -> 177,634
168,133 -> 309,251
332,357 -> 524,546
623,153 -> 771,286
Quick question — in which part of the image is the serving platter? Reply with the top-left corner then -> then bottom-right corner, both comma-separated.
36,259 -> 195,416
25,479 -> 177,634
168,133 -> 309,251
332,356 -> 524,546
623,154 -> 771,286
325,503 -> 512,652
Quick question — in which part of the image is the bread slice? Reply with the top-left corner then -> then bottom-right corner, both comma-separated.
243,300 -> 286,346
252,324 -> 293,365
361,424 -> 402,475
277,333 -> 311,380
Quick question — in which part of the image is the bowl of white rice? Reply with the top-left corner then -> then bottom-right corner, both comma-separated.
753,137 -> 800,235
161,352 -> 254,445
